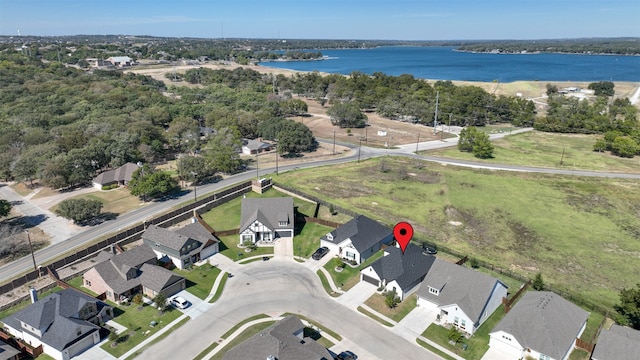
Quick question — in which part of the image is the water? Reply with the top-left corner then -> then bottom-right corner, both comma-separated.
260,46 -> 640,82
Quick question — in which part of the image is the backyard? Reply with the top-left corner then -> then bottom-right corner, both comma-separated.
276,157 -> 640,312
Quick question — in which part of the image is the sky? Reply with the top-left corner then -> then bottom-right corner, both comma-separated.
1,0 -> 639,40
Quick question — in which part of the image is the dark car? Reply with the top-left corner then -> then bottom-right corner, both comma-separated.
336,351 -> 357,360
423,247 -> 437,255
262,256 -> 270,261
312,246 -> 329,260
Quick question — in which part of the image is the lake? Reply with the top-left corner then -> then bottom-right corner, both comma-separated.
260,46 -> 640,82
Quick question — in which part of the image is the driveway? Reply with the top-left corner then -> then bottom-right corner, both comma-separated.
395,302 -> 439,338
335,280 -> 377,310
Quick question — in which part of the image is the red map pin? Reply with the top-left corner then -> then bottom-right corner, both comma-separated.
394,222 -> 414,254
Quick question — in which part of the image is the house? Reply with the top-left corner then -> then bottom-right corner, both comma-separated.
223,315 -> 332,360
489,291 -> 589,360
82,244 -> 185,302
142,220 -> 220,269
320,215 -> 393,265
92,162 -> 141,190
242,138 -> 274,155
0,339 -> 20,360
591,324 -> 640,360
0,288 -> 113,360
239,197 -> 294,244
415,258 -> 508,335
106,56 -> 133,67
360,243 -> 436,300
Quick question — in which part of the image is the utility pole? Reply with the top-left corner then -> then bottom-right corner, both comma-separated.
275,142 -> 279,175
25,230 -> 37,273
357,139 -> 362,163
333,130 -> 336,155
191,172 -> 198,203
256,152 -> 259,179
415,133 -> 420,153
434,91 -> 439,135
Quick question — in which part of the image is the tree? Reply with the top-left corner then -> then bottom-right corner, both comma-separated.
546,83 -> 558,96
55,198 -> 103,224
128,167 -> 178,200
177,155 -> 216,182
326,102 -> 368,128
0,199 -> 11,217
611,136 -> 638,158
615,283 -> 640,330
588,81 -> 615,96
276,121 -> 316,155
153,292 -> 168,311
472,132 -> 494,159
458,127 -> 478,152
532,273 -> 545,291
383,289 -> 400,309
204,127 -> 244,174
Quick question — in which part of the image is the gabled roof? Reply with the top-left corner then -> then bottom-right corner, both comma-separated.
90,244 -> 157,294
321,215 -> 392,253
175,221 -> 216,245
416,258 -> 508,324
369,243 -> 436,289
491,291 -> 589,360
0,339 -> 21,360
239,197 -> 294,232
223,315 -> 332,360
143,224 -> 198,252
92,162 -> 140,185
592,324 -> 640,360
1,289 -> 101,351
242,139 -> 272,151
138,263 -> 184,293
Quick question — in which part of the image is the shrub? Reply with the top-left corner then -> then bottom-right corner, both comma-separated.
132,294 -> 143,305
383,289 -> 400,309
448,326 -> 463,343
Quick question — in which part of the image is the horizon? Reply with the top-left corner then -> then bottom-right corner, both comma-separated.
1,0 -> 639,40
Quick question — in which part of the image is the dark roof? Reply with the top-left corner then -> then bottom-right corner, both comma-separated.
239,197 -> 294,232
138,263 -> 184,293
0,339 -> 21,360
321,215 -> 392,253
92,162 -> 140,185
143,224 -> 197,252
416,259 -> 507,324
223,315 -> 332,360
1,289 -> 101,351
592,324 -> 640,360
176,221 -> 216,245
369,243 -> 436,289
491,291 -> 589,360
91,244 -> 157,294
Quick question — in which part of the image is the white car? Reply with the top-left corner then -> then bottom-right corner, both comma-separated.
170,296 -> 190,309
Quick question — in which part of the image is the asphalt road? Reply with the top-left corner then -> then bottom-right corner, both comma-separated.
136,259 -> 440,360
2,132 -> 640,284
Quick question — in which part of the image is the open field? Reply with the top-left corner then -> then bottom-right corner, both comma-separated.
425,130 -> 640,173
275,157 -> 640,312
49,187 -> 144,216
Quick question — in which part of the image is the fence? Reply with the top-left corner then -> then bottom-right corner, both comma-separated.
575,338 -> 595,353
273,182 -> 360,218
0,180 -> 253,302
303,217 -> 343,228
503,280 -> 532,313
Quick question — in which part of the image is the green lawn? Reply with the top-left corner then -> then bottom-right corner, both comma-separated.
174,263 -> 220,300
580,311 -> 605,342
416,338 -> 456,360
294,222 -> 334,258
276,157 -> 640,312
218,235 -> 274,261
426,130 -> 640,173
569,348 -> 591,360
364,293 -> 418,322
421,305 -> 507,360
221,314 -> 271,339
316,270 -> 341,297
50,187 -> 143,216
100,303 -> 182,358
323,251 -> 384,291
209,271 -> 228,303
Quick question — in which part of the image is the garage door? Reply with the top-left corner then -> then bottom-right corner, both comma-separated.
275,230 -> 293,238
362,274 -> 380,286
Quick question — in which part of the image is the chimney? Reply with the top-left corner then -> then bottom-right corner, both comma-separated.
29,287 -> 38,303
110,244 -> 116,254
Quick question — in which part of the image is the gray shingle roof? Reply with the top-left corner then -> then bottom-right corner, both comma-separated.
92,162 -> 140,185
370,243 -> 436,289
143,224 -> 195,251
491,291 -> 589,360
223,315 -> 332,360
91,244 -> 157,295
239,197 -> 294,232
138,263 -> 184,293
592,324 -> 640,360
175,221 -> 216,245
0,339 -> 21,360
416,258 -> 507,324
1,289 -> 101,351
321,215 -> 392,253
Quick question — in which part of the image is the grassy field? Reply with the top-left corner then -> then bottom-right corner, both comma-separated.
50,187 -> 143,216
426,130 -> 640,173
276,157 -> 640,312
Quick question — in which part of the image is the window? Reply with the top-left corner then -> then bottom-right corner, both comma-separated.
326,234 -> 333,241
539,355 -> 550,360
278,221 -> 287,226
454,316 -> 459,325
460,319 -> 466,330
502,335 -> 512,341
428,286 -> 439,295
345,251 -> 356,260
85,280 -> 91,286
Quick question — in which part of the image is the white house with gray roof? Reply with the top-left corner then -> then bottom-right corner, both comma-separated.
591,324 -> 640,360
489,291 -> 589,360
320,215 -> 393,265
142,221 -> 220,269
223,315 -> 332,360
239,197 -> 294,244
416,258 -> 508,335
360,243 -> 436,300
0,289 -> 113,360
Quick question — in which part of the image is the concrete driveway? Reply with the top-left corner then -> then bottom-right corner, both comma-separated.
337,280 -> 377,309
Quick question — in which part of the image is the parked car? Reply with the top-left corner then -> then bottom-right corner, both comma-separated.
170,296 -> 190,309
336,351 -> 357,360
422,246 -> 437,255
262,256 -> 270,261
312,246 -> 329,260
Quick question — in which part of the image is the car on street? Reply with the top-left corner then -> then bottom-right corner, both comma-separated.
312,246 -> 329,260
262,256 -> 270,261
336,351 -> 357,360
422,246 -> 437,255
170,296 -> 190,309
